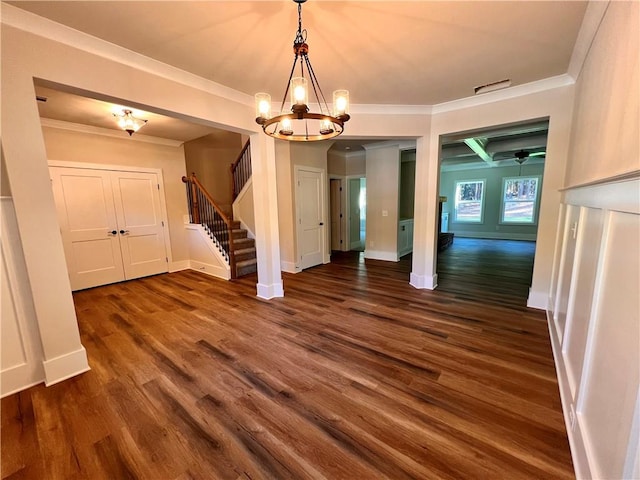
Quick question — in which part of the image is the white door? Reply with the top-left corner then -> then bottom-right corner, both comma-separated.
111,171 -> 167,279
51,167 -> 168,290
51,167 -> 125,290
297,167 -> 325,270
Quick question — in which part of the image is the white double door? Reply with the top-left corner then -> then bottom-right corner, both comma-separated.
50,166 -> 168,291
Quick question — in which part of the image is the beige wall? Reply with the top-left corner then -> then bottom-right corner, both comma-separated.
365,144 -> 400,261
1,148 -> 11,196
565,2 -> 639,187
42,126 -> 189,263
327,151 -> 346,176
184,131 -> 244,213
346,153 -> 366,176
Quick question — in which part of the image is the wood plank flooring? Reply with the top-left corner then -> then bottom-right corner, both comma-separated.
2,246 -> 573,479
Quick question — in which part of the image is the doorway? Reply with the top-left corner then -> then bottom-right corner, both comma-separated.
329,178 -> 343,251
348,177 -> 366,251
296,166 -> 326,270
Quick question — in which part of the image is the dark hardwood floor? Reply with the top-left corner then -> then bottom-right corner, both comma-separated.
2,245 -> 573,479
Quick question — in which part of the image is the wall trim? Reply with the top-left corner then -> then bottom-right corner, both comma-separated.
1,3 -> 253,107
257,282 -> 285,300
409,272 -> 438,290
364,249 -> 399,262
526,290 -> 548,310
563,176 -> 640,213
169,260 -> 190,273
189,260 -> 229,280
42,346 -> 90,387
432,74 -> 574,114
281,261 -> 298,274
41,118 -> 184,147
567,1 -> 610,81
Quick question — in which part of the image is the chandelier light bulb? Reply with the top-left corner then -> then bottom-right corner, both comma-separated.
280,117 -> 293,136
333,90 -> 350,118
255,93 -> 272,122
113,109 -> 147,136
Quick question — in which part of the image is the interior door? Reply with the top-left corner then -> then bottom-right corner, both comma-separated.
297,168 -> 325,270
50,167 -> 125,290
330,179 -> 342,251
349,178 -> 361,249
111,171 -> 168,280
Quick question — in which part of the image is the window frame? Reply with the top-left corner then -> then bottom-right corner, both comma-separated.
453,179 -> 486,224
499,175 -> 542,226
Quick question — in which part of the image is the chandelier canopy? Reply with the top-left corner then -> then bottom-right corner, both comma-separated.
255,0 -> 350,142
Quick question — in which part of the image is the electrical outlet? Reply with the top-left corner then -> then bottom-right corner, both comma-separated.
382,210 -> 388,217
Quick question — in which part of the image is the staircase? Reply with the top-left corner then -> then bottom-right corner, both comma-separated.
230,221 -> 257,277
182,172 -> 257,279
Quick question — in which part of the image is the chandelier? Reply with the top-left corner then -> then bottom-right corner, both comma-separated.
113,109 -> 148,136
255,0 -> 350,142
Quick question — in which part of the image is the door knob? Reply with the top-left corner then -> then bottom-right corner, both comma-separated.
108,230 -> 117,236
119,229 -> 130,235
319,222 -> 324,226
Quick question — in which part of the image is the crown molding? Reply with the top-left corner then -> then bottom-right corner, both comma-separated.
40,118 -> 184,147
350,104 -> 432,115
362,139 -> 416,151
1,3 -> 253,107
567,1 -> 610,81
431,74 -> 575,115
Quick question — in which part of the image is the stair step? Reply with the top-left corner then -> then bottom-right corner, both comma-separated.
232,228 -> 248,239
236,258 -> 257,277
233,237 -> 254,249
235,247 -> 256,262
230,220 -> 241,230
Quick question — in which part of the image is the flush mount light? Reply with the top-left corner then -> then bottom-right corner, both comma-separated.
474,79 -> 512,95
113,109 -> 148,136
254,0 -> 350,142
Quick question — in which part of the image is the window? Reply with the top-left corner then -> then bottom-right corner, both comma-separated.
501,176 -> 540,224
454,180 -> 485,223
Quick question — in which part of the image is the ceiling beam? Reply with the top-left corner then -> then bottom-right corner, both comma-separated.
464,137 -> 494,166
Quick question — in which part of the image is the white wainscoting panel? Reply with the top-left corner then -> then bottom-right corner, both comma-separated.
547,177 -> 640,479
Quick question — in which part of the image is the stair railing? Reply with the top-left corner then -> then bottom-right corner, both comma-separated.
230,140 -> 251,201
182,173 -> 237,278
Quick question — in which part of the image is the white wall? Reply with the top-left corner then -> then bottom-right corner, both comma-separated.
364,144 -> 401,261
547,3 -> 640,478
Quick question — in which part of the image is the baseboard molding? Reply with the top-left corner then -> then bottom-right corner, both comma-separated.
363,250 -> 399,262
281,261 -> 299,274
546,309 -> 591,479
257,282 -> 284,300
527,290 -> 549,310
169,260 -> 190,272
453,232 -> 537,241
42,346 -> 90,387
350,240 -> 364,250
189,260 -> 230,280
409,272 -> 438,290
1,363 -> 45,398
399,248 -> 413,258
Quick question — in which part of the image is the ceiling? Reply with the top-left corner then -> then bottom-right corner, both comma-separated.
15,1 -> 581,165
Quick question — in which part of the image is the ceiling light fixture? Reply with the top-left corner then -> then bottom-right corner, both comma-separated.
113,109 -> 148,136
254,0 -> 350,142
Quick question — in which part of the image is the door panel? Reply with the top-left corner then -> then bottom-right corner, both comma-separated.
50,167 -> 124,290
297,168 -> 324,270
111,171 -> 167,279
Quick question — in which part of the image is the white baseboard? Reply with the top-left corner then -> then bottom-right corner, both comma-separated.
43,346 -> 90,387
257,282 -> 284,300
281,261 -> 299,274
1,363 -> 45,398
189,260 -> 230,280
527,289 -> 549,310
169,260 -> 190,272
410,272 -> 438,290
453,231 -> 537,241
364,250 -> 399,262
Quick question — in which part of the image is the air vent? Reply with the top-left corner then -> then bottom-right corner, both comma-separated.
474,79 -> 511,95
36,95 -> 48,103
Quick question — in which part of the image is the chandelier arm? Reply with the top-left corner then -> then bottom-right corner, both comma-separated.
303,54 -> 331,115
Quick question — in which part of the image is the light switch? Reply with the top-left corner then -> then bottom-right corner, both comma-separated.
382,210 -> 388,217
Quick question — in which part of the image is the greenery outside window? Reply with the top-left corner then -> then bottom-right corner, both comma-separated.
454,180 -> 485,223
501,176 -> 540,224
